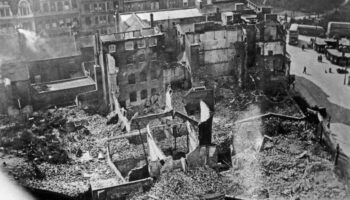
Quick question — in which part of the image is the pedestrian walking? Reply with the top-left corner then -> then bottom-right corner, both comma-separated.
303,66 -> 307,74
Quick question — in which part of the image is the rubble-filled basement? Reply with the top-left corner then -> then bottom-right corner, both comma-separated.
0,83 -> 349,200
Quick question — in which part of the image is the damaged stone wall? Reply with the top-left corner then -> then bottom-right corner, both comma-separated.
163,62 -> 191,89
185,24 -> 246,83
101,33 -> 167,109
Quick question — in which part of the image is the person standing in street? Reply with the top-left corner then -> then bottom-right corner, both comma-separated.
303,66 -> 307,74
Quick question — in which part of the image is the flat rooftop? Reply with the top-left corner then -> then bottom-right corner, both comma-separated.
32,77 -> 95,93
120,8 -> 203,22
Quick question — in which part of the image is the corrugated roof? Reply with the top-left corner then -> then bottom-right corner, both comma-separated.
120,8 -> 203,22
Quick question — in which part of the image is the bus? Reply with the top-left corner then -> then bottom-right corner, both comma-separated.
289,24 -> 299,45
297,24 -> 325,37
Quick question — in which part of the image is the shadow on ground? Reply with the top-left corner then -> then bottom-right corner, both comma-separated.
295,76 -> 350,126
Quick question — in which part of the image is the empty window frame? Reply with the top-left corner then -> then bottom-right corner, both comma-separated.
130,91 -> 137,102
137,39 -> 145,48
128,73 -> 136,84
138,54 -> 145,62
141,89 -> 147,100
140,70 -> 147,82
151,88 -> 157,96
126,55 -> 135,64
148,37 -> 157,47
125,41 -> 134,50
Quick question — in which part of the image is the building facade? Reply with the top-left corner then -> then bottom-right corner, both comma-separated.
116,0 -> 196,13
183,21 -> 246,83
35,0 -> 80,37
96,27 -> 167,109
0,0 -> 116,37
79,0 -> 116,35
249,17 -> 290,92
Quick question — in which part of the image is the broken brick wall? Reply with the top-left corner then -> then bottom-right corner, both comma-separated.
163,63 -> 191,89
76,65 -> 107,112
254,55 -> 288,93
105,34 -> 167,108
186,27 -> 246,83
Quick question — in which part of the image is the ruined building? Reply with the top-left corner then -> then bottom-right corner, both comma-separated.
0,29 -> 97,113
180,21 -> 246,85
248,14 -> 290,92
95,25 -> 167,110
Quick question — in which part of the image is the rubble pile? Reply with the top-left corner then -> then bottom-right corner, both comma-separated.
131,167 -> 226,200
259,97 -> 304,118
225,118 -> 349,199
110,134 -> 188,162
0,107 -> 124,196
259,134 -> 346,199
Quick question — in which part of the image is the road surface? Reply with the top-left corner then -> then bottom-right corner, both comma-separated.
288,35 -> 350,167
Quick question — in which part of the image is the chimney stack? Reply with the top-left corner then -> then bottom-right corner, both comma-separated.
16,29 -> 26,59
115,5 -> 120,33
150,13 -> 154,28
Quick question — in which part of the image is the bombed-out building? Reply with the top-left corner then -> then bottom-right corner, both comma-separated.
96,25 -> 167,110
0,31 -> 97,113
246,13 -> 290,92
180,21 -> 246,85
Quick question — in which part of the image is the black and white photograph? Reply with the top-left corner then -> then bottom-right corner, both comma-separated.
0,0 -> 350,199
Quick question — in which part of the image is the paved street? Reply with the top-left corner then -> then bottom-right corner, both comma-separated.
288,35 -> 350,162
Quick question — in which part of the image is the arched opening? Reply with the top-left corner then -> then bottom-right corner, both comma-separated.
18,0 -> 31,16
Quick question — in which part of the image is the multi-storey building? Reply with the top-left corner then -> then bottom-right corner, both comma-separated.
180,21 -> 246,85
116,0 -> 196,13
246,14 -> 290,91
34,0 -> 80,37
0,0 -> 116,37
96,25 -> 167,109
79,0 -> 116,35
0,0 -> 80,36
0,0 -> 35,34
